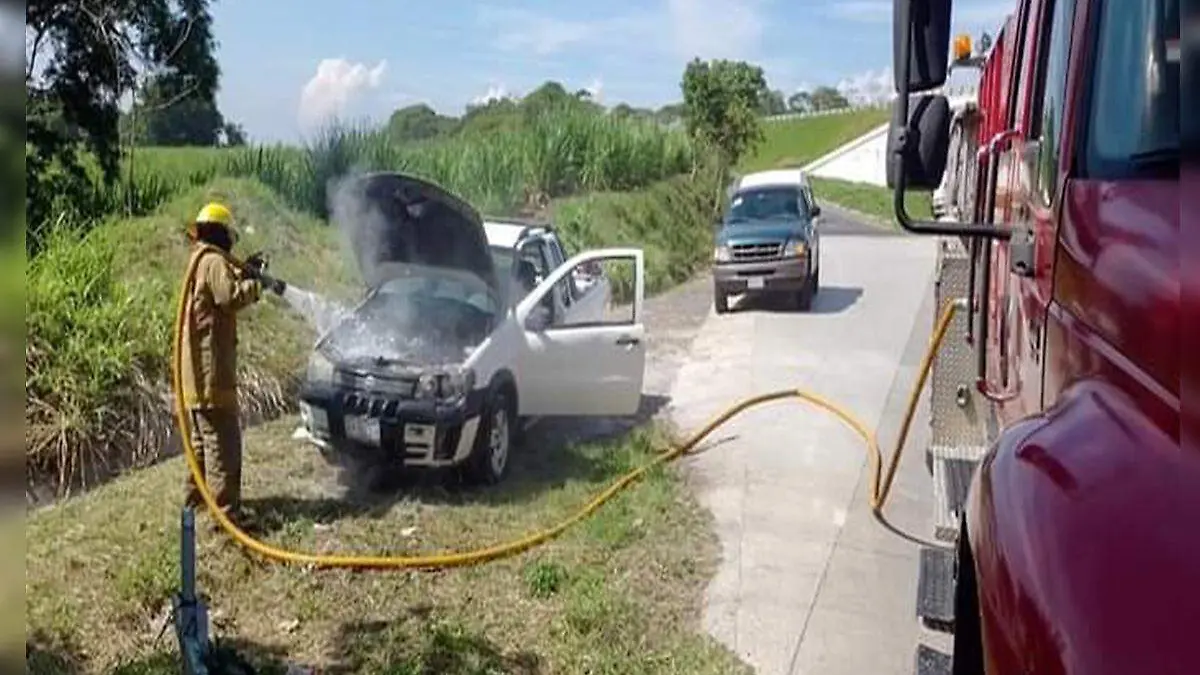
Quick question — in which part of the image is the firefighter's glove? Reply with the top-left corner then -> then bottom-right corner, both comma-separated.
242,251 -> 268,278
258,273 -> 287,297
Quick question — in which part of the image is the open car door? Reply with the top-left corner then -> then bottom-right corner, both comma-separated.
515,249 -> 646,417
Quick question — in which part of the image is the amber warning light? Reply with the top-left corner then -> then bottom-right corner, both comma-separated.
952,33 -> 972,62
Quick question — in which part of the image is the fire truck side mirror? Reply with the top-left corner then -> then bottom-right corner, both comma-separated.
892,0 -> 953,93
886,94 -> 952,191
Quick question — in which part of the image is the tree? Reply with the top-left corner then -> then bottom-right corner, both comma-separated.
521,81 -> 572,116
386,103 -> 457,143
25,0 -> 222,235
680,58 -> 769,169
759,89 -> 788,116
136,76 -> 224,146
787,90 -> 813,113
138,0 -> 222,146
654,103 -> 687,126
809,86 -> 850,111
220,122 -> 247,146
610,103 -> 654,121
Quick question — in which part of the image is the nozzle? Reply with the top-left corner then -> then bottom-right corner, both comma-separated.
259,273 -> 287,296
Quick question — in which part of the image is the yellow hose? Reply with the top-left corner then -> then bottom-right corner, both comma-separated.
172,250 -> 961,570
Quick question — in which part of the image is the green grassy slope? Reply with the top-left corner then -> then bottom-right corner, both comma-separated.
739,107 -> 890,173
26,178 -> 358,493
811,176 -> 933,224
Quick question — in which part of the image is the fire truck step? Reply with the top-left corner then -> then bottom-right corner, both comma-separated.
917,546 -> 956,633
930,449 -> 984,542
914,644 -> 953,675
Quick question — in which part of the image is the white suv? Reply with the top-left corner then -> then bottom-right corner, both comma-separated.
299,173 -> 647,485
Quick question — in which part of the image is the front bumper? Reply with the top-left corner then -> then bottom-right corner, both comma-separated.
298,383 -> 486,468
713,255 -> 810,294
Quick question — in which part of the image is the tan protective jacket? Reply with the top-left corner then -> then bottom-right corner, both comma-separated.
179,244 -> 262,410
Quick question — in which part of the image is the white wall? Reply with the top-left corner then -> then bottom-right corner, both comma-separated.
793,88 -> 981,187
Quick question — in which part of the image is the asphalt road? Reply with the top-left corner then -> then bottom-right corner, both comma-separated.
666,213 -> 951,674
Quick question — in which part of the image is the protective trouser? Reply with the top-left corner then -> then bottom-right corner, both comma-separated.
184,407 -> 243,516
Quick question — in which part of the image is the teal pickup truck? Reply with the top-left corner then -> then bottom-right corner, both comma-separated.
711,169 -> 823,313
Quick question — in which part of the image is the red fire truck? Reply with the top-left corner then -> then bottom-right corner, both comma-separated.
887,1 -> 1193,674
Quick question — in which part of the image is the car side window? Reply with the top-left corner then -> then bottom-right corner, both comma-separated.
546,235 -> 579,303
514,240 -> 550,299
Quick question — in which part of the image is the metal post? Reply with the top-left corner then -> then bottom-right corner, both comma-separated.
174,507 -> 210,675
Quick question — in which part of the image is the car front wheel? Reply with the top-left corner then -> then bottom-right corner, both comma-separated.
464,390 -> 514,485
714,290 -> 729,314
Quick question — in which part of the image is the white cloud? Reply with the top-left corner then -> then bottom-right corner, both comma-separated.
836,67 -> 894,105
298,58 -> 388,129
584,78 -> 604,102
471,83 -> 512,106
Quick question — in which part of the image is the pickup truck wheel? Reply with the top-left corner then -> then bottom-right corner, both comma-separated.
464,390 -> 513,485
795,262 -> 815,311
714,290 -> 729,314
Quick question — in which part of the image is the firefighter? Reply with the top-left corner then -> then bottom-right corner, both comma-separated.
179,202 -> 285,526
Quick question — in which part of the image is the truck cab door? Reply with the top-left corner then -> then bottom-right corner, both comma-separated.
515,249 -> 646,417
987,0 -> 1078,423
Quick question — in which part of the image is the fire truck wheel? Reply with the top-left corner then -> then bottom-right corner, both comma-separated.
952,520 -> 986,674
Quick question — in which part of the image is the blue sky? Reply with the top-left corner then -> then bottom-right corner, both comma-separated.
208,0 -> 1010,142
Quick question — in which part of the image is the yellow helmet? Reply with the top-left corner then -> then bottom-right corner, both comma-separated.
188,202 -> 239,243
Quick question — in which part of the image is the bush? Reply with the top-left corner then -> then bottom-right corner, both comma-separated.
26,179 -> 355,495
553,160 -> 725,301
41,104 -> 698,248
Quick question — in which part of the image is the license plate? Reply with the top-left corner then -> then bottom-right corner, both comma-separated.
747,277 -> 765,290
344,415 -> 381,445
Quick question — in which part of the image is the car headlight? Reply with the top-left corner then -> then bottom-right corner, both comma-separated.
714,245 -> 732,263
414,367 -> 475,401
784,239 -> 808,257
414,373 -> 439,400
437,367 -> 476,400
306,350 -> 335,385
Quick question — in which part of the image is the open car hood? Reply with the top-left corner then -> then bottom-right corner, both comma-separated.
335,172 -> 499,294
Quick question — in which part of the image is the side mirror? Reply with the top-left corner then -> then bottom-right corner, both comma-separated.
810,205 -> 822,217
892,0 -> 953,93
886,94 -> 952,191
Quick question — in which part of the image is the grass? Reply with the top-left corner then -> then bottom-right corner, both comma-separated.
25,178 -> 358,498
58,104 -> 697,238
810,176 -> 933,224
734,107 -> 935,227
740,106 -> 890,173
25,419 -> 751,675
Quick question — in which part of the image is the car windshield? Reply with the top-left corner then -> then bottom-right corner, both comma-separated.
373,264 -> 500,316
726,187 -> 805,222
1085,0 -> 1179,177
